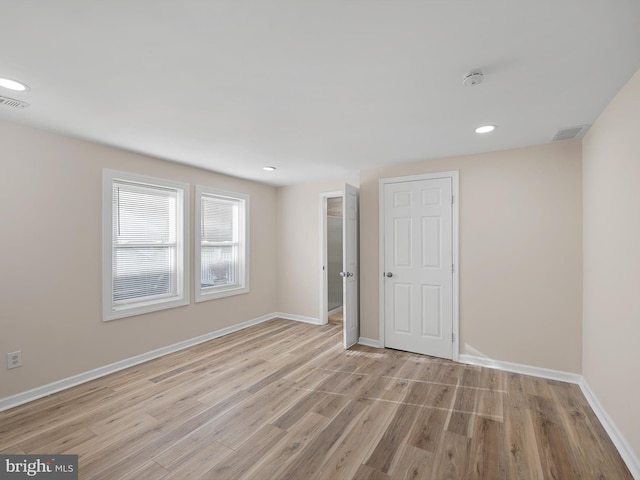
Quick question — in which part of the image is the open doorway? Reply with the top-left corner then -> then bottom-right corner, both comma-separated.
320,191 -> 343,325
327,196 -> 344,324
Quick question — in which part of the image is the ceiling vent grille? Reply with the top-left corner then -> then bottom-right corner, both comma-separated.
552,124 -> 590,142
0,95 -> 29,109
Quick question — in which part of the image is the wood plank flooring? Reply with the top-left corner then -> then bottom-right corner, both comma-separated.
0,319 -> 632,479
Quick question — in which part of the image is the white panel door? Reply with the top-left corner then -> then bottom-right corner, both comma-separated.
383,178 -> 453,359
343,183 -> 359,348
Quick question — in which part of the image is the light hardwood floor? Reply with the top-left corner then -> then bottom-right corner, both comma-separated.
0,319 -> 632,479
328,309 -> 344,324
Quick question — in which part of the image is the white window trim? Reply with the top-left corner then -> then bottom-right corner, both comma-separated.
102,169 -> 190,321
195,185 -> 250,302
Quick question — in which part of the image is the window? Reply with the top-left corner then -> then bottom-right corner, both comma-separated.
103,170 -> 189,320
195,186 -> 249,301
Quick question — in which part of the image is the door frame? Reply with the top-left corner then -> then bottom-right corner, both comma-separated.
319,190 -> 344,325
378,171 -> 460,361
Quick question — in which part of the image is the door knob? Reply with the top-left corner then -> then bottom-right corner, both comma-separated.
386,272 -> 393,278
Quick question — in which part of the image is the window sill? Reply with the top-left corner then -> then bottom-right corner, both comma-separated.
195,285 -> 249,303
103,296 -> 189,321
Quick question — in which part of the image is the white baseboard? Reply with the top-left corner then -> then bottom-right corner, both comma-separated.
0,313 -> 275,413
328,306 -> 344,316
458,354 -> 582,384
273,312 -> 322,325
2,319 -> 637,479
358,337 -> 382,348
579,379 -> 640,480
459,354 -> 638,478
0,311 -> 323,412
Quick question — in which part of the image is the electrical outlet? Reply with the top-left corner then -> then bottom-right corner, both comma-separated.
7,351 -> 22,369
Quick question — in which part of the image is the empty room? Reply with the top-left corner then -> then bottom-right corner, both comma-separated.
1,1 -> 639,479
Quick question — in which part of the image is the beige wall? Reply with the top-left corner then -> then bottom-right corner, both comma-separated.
0,120 -> 277,398
583,68 -> 640,458
360,141 -> 583,372
276,181 -> 349,319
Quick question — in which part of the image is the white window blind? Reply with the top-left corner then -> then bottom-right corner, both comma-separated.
200,195 -> 239,289
103,170 -> 189,321
195,186 -> 249,301
112,182 -> 178,303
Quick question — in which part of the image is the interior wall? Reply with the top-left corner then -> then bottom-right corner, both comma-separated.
327,215 -> 343,311
582,68 -> 640,459
359,141 -> 583,373
0,120 -> 278,399
276,181 -> 355,320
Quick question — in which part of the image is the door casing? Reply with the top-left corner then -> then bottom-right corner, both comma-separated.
378,171 -> 460,361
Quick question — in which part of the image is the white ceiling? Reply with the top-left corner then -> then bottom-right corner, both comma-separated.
1,1 -> 639,186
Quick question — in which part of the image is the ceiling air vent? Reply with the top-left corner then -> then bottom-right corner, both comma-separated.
0,95 -> 29,109
551,124 -> 590,142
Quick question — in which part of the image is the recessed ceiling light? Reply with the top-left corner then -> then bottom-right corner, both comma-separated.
263,166 -> 276,171
475,125 -> 496,134
0,78 -> 29,92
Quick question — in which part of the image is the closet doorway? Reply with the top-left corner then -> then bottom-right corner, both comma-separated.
320,191 -> 344,326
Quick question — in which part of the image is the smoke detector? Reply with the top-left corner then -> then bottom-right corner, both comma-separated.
463,71 -> 484,87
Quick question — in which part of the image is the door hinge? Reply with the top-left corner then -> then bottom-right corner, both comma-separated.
451,195 -> 454,205
452,333 -> 455,342
451,264 -> 454,274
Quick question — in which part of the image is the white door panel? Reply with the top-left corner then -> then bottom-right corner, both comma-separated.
384,177 -> 453,359
343,183 -> 359,348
